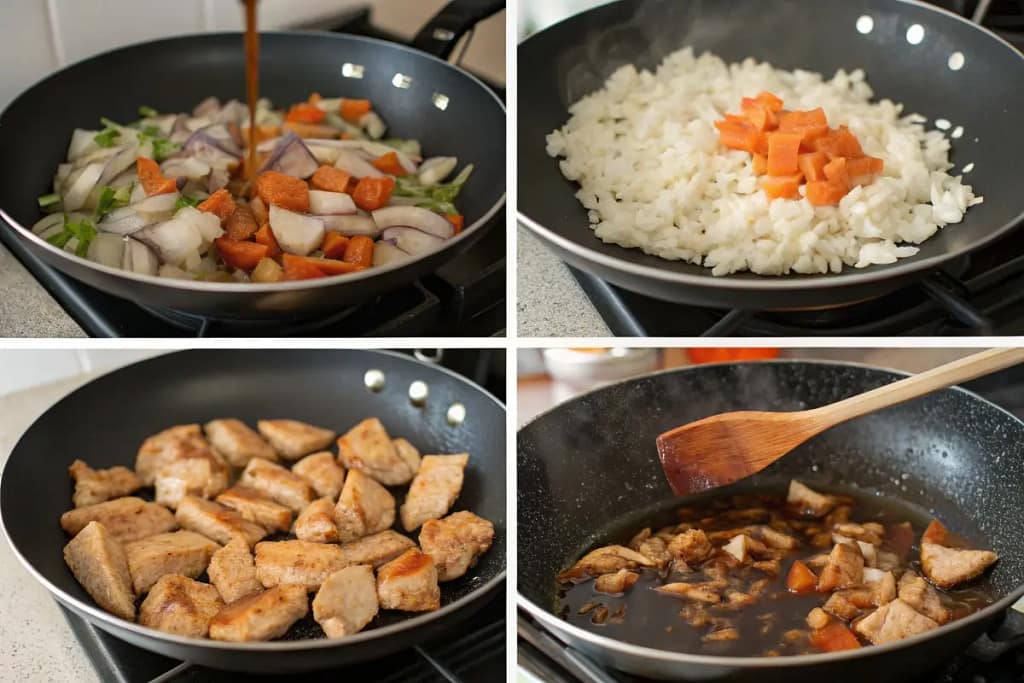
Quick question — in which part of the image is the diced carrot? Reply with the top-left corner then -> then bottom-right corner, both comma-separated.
340,99 -> 372,123
300,257 -> 364,276
815,126 -> 864,159
254,222 -> 282,258
281,253 -> 328,281
923,519 -> 950,545
339,132 -> 354,140
310,165 -> 352,194
805,180 -> 848,206
761,173 -> 803,200
343,235 -> 374,268
286,103 -> 327,124
779,108 -> 828,130
372,151 -> 409,176
351,176 -> 395,212
224,203 -> 259,241
197,189 -> 237,223
823,157 -> 851,191
445,214 -> 464,234
308,92 -> 322,104
254,171 -> 310,213
847,156 -> 884,185
756,91 -> 784,113
741,98 -> 778,131
767,132 -> 802,176
786,560 -> 817,594
810,623 -> 861,652
215,236 -> 268,272
136,157 -> 177,196
282,121 -> 340,139
798,151 -> 829,182
249,197 -> 269,225
715,119 -> 760,153
752,153 -> 768,175
240,124 -> 281,145
322,231 -> 350,260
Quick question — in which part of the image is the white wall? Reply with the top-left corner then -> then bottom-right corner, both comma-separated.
0,349 -> 166,397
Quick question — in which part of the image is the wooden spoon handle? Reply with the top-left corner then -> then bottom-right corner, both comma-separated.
811,348 -> 1024,427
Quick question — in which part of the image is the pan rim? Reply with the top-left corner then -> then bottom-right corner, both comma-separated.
516,0 -> 1024,294
0,30 -> 506,296
516,358 -> 1024,666
1,348 -> 506,652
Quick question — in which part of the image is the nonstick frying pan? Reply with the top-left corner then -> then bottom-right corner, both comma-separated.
0,1 -> 505,320
0,349 -> 506,673
518,360 -> 1024,682
518,0 -> 1024,310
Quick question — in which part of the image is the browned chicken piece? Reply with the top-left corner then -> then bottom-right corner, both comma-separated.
419,511 -> 495,581
817,542 -> 864,592
399,454 -> 468,532
61,497 -> 177,543
139,575 -> 224,638
135,424 -> 212,485
898,570 -> 951,624
237,458 -> 314,513
204,418 -> 278,466
68,460 -> 142,508
336,418 -> 414,486
291,452 -> 346,500
668,529 -> 712,564
558,545 -> 655,580
833,523 -> 883,546
125,530 -> 220,594
655,582 -> 722,603
339,530 -> 416,568
594,569 -> 639,594
628,528 -> 671,569
863,568 -> 897,605
209,585 -> 309,642
822,591 -> 862,620
806,607 -> 830,630
154,453 -> 230,509
207,538 -> 263,604
175,496 -> 268,547
854,599 -> 939,645
723,590 -> 756,608
921,542 -> 998,589
376,548 -> 441,612
753,526 -> 799,550
392,438 -> 421,477
704,627 -> 740,642
312,565 -> 379,637
294,498 -> 340,543
63,521 -> 136,621
787,480 -> 834,517
256,419 -> 335,461
215,486 -> 293,534
334,470 -> 396,542
254,540 -> 347,591
752,559 -> 782,576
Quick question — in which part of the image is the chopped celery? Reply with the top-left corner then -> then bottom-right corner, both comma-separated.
37,193 -> 61,209
175,195 -> 202,209
138,105 -> 159,118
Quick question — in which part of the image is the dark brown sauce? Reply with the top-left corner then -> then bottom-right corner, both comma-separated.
243,0 -> 260,182
557,488 -> 995,657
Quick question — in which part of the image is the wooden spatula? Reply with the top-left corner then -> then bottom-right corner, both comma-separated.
657,348 -> 1024,496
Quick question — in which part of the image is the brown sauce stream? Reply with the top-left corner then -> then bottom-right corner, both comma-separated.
244,0 -> 259,182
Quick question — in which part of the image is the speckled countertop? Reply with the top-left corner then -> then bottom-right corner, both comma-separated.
517,227 -> 609,338
0,375 -> 100,683
0,243 -> 85,338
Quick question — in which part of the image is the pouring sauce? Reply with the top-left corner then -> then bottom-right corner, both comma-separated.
243,0 -> 260,182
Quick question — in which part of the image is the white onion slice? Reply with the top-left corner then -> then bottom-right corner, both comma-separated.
320,214 -> 379,237
135,216 -> 203,266
162,157 -> 211,180
87,233 -> 125,268
68,129 -> 99,161
360,111 -> 387,140
334,150 -> 383,178
381,226 -> 445,255
269,204 -> 324,256
418,157 -> 457,187
372,206 -> 454,239
122,238 -> 159,275
99,145 -> 141,185
100,208 -> 149,236
32,213 -> 65,236
133,192 -> 180,218
63,162 -> 105,211
372,240 -> 410,266
260,133 -> 318,179
309,190 -> 357,215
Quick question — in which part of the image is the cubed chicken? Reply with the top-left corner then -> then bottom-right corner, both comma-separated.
376,548 -> 441,612
334,470 -> 396,542
63,521 -> 136,621
175,496 -> 268,547
921,542 -> 998,589
898,570 -> 951,624
668,529 -> 712,564
312,565 -> 379,637
139,575 -> 224,638
339,530 -> 416,568
854,599 -> 939,645
204,418 -> 278,466
392,438 -> 421,478
419,511 -> 495,581
209,585 -> 309,642
254,540 -> 347,591
833,523 -> 882,546
215,486 -> 293,533
256,419 -> 335,461
336,418 -> 415,486
594,569 -> 639,594
817,542 -> 864,592
399,454 -> 468,532
61,497 -> 177,543
558,545 -> 655,580
208,538 -> 263,604
754,526 -> 799,550
628,529 -> 671,569
722,534 -> 770,563
806,607 -> 830,630
68,460 -> 142,508
135,424 -> 212,485
291,452 -> 346,500
787,480 -> 834,517
654,582 -> 722,603
238,458 -> 314,513
154,453 -> 230,509
125,530 -> 220,594
294,498 -> 340,543
863,568 -> 897,605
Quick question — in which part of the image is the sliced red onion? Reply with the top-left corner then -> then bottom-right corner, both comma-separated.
259,133 -> 319,179
99,145 -> 140,185
63,162 -> 105,211
193,96 -> 221,118
418,157 -> 457,186
162,156 -> 212,180
200,123 -> 242,156
213,100 -> 248,127
135,216 -> 203,266
269,204 -> 325,255
372,206 -> 454,239
184,129 -> 241,164
99,207 -> 149,236
320,214 -> 379,237
372,240 -> 410,266
87,233 -> 125,269
122,238 -> 159,275
184,116 -> 214,132
334,150 -> 383,178
309,190 -> 357,215
208,167 -> 230,193
381,226 -> 445,255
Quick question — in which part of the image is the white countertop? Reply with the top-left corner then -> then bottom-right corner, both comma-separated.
0,243 -> 85,338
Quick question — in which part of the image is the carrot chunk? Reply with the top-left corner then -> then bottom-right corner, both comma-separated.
340,99 -> 372,123
215,236 -> 268,272
810,623 -> 861,652
805,180 -> 848,206
254,171 -> 310,213
779,108 -> 828,130
823,157 -> 851,191
786,560 -> 817,594
322,231 -> 350,260
285,103 -> 326,124
847,156 -> 884,185
224,204 -> 259,241
752,154 -> 768,176
371,151 -> 409,176
761,173 -> 803,200
445,214 -> 465,235
310,165 -> 352,194
197,189 -> 237,224
756,91 -> 784,113
351,176 -> 395,212
741,98 -> 779,131
281,253 -> 328,280
342,235 -> 375,268
922,519 -> 950,545
767,132 -> 803,176
136,157 -> 177,196
282,121 -> 339,140
798,151 -> 829,182
253,223 -> 282,258
300,257 -> 363,276
714,119 -> 760,154
815,126 -> 864,159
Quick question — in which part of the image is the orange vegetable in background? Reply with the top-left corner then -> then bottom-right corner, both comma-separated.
372,151 -> 408,176
281,253 -> 327,280
215,236 -> 268,271
253,223 -> 282,258
301,256 -> 363,276
847,156 -> 884,185
340,98 -> 372,123
136,157 -> 177,196
321,231 -> 350,260
343,235 -> 375,268
810,623 -> 861,652
686,348 -> 780,364
814,126 -> 864,159
197,189 -> 237,223
310,165 -> 352,194
752,153 -> 768,175
283,121 -> 340,139
767,132 -> 802,176
254,171 -> 310,213
786,560 -> 817,594
446,214 -> 465,234
285,103 -> 326,124
351,176 -> 395,211
798,151 -> 829,182
761,174 -> 803,200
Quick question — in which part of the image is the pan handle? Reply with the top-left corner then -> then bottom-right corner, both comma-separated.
966,607 -> 1024,662
411,0 -> 505,60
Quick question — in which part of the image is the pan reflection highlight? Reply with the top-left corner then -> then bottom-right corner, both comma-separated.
948,51 -> 966,70
341,63 -> 364,79
856,15 -> 874,34
907,24 -> 926,45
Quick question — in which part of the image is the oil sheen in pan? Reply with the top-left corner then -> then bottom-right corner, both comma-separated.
555,482 -> 997,657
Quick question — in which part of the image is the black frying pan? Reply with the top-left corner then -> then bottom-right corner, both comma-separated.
0,349 -> 505,673
0,1 -> 505,320
518,0 -> 1024,310
518,360 -> 1024,681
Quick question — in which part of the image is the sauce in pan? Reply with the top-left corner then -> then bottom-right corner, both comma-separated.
556,487 -> 996,657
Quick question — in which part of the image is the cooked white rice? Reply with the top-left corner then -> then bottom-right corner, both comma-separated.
545,48 -> 983,276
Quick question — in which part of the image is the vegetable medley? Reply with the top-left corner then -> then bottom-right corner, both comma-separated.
33,94 -> 472,282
